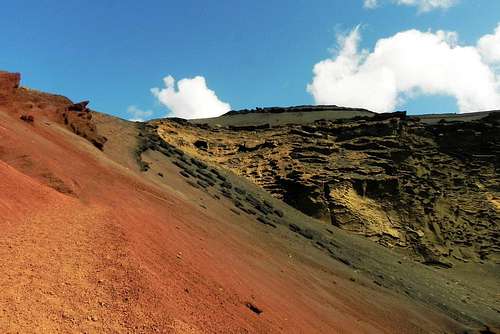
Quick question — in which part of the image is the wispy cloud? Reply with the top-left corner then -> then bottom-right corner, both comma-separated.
127,105 -> 154,122
363,0 -> 379,9
364,0 -> 458,12
307,24 -> 500,113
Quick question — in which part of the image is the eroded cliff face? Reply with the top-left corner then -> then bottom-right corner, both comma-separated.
0,71 -> 107,150
0,71 -> 21,105
153,110 -> 500,267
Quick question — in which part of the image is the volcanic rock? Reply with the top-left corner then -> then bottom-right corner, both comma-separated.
153,108 -> 500,266
67,100 -> 90,112
0,71 -> 20,105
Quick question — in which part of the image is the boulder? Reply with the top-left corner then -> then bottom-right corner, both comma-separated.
194,140 -> 209,150
67,100 -> 90,112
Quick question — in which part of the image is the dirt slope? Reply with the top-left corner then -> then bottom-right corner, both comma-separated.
1,71 -> 498,333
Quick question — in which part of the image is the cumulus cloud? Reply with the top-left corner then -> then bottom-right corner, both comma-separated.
151,75 -> 231,119
127,105 -> 154,122
478,24 -> 500,65
307,25 -> 500,113
364,0 -> 458,12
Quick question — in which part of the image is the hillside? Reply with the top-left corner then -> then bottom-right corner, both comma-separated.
154,107 -> 500,268
1,71 -> 499,333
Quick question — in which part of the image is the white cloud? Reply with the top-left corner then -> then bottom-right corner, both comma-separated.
151,75 -> 231,119
364,0 -> 379,9
478,24 -> 500,65
364,0 -> 458,12
396,0 -> 457,12
307,25 -> 500,113
127,105 -> 153,122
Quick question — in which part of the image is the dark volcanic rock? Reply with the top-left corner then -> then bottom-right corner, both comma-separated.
67,100 -> 90,112
277,176 -> 331,221
223,105 -> 373,116
194,139 -> 209,150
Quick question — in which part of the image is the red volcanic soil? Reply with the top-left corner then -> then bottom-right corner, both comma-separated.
0,73 -> 467,333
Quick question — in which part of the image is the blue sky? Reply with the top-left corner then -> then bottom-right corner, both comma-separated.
1,0 -> 499,119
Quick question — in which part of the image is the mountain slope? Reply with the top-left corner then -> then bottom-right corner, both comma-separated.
154,107 -> 500,269
1,71 -> 498,333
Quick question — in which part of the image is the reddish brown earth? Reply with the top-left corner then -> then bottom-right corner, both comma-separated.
0,71 -> 497,333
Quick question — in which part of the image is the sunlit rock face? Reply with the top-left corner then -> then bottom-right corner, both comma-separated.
0,71 -> 20,104
154,108 -> 500,267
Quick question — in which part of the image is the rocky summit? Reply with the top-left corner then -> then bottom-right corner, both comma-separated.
153,107 -> 500,268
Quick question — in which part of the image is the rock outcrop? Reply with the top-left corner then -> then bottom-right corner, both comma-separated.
222,105 -> 374,116
0,71 -> 106,150
153,109 -> 500,267
62,101 -> 107,150
0,71 -> 21,105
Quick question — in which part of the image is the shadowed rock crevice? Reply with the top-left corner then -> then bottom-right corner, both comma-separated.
245,302 -> 263,315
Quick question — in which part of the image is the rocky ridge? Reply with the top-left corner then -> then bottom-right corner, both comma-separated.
0,72 -> 107,150
153,109 -> 500,267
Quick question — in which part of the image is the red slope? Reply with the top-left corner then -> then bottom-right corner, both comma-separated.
0,80 -> 464,333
